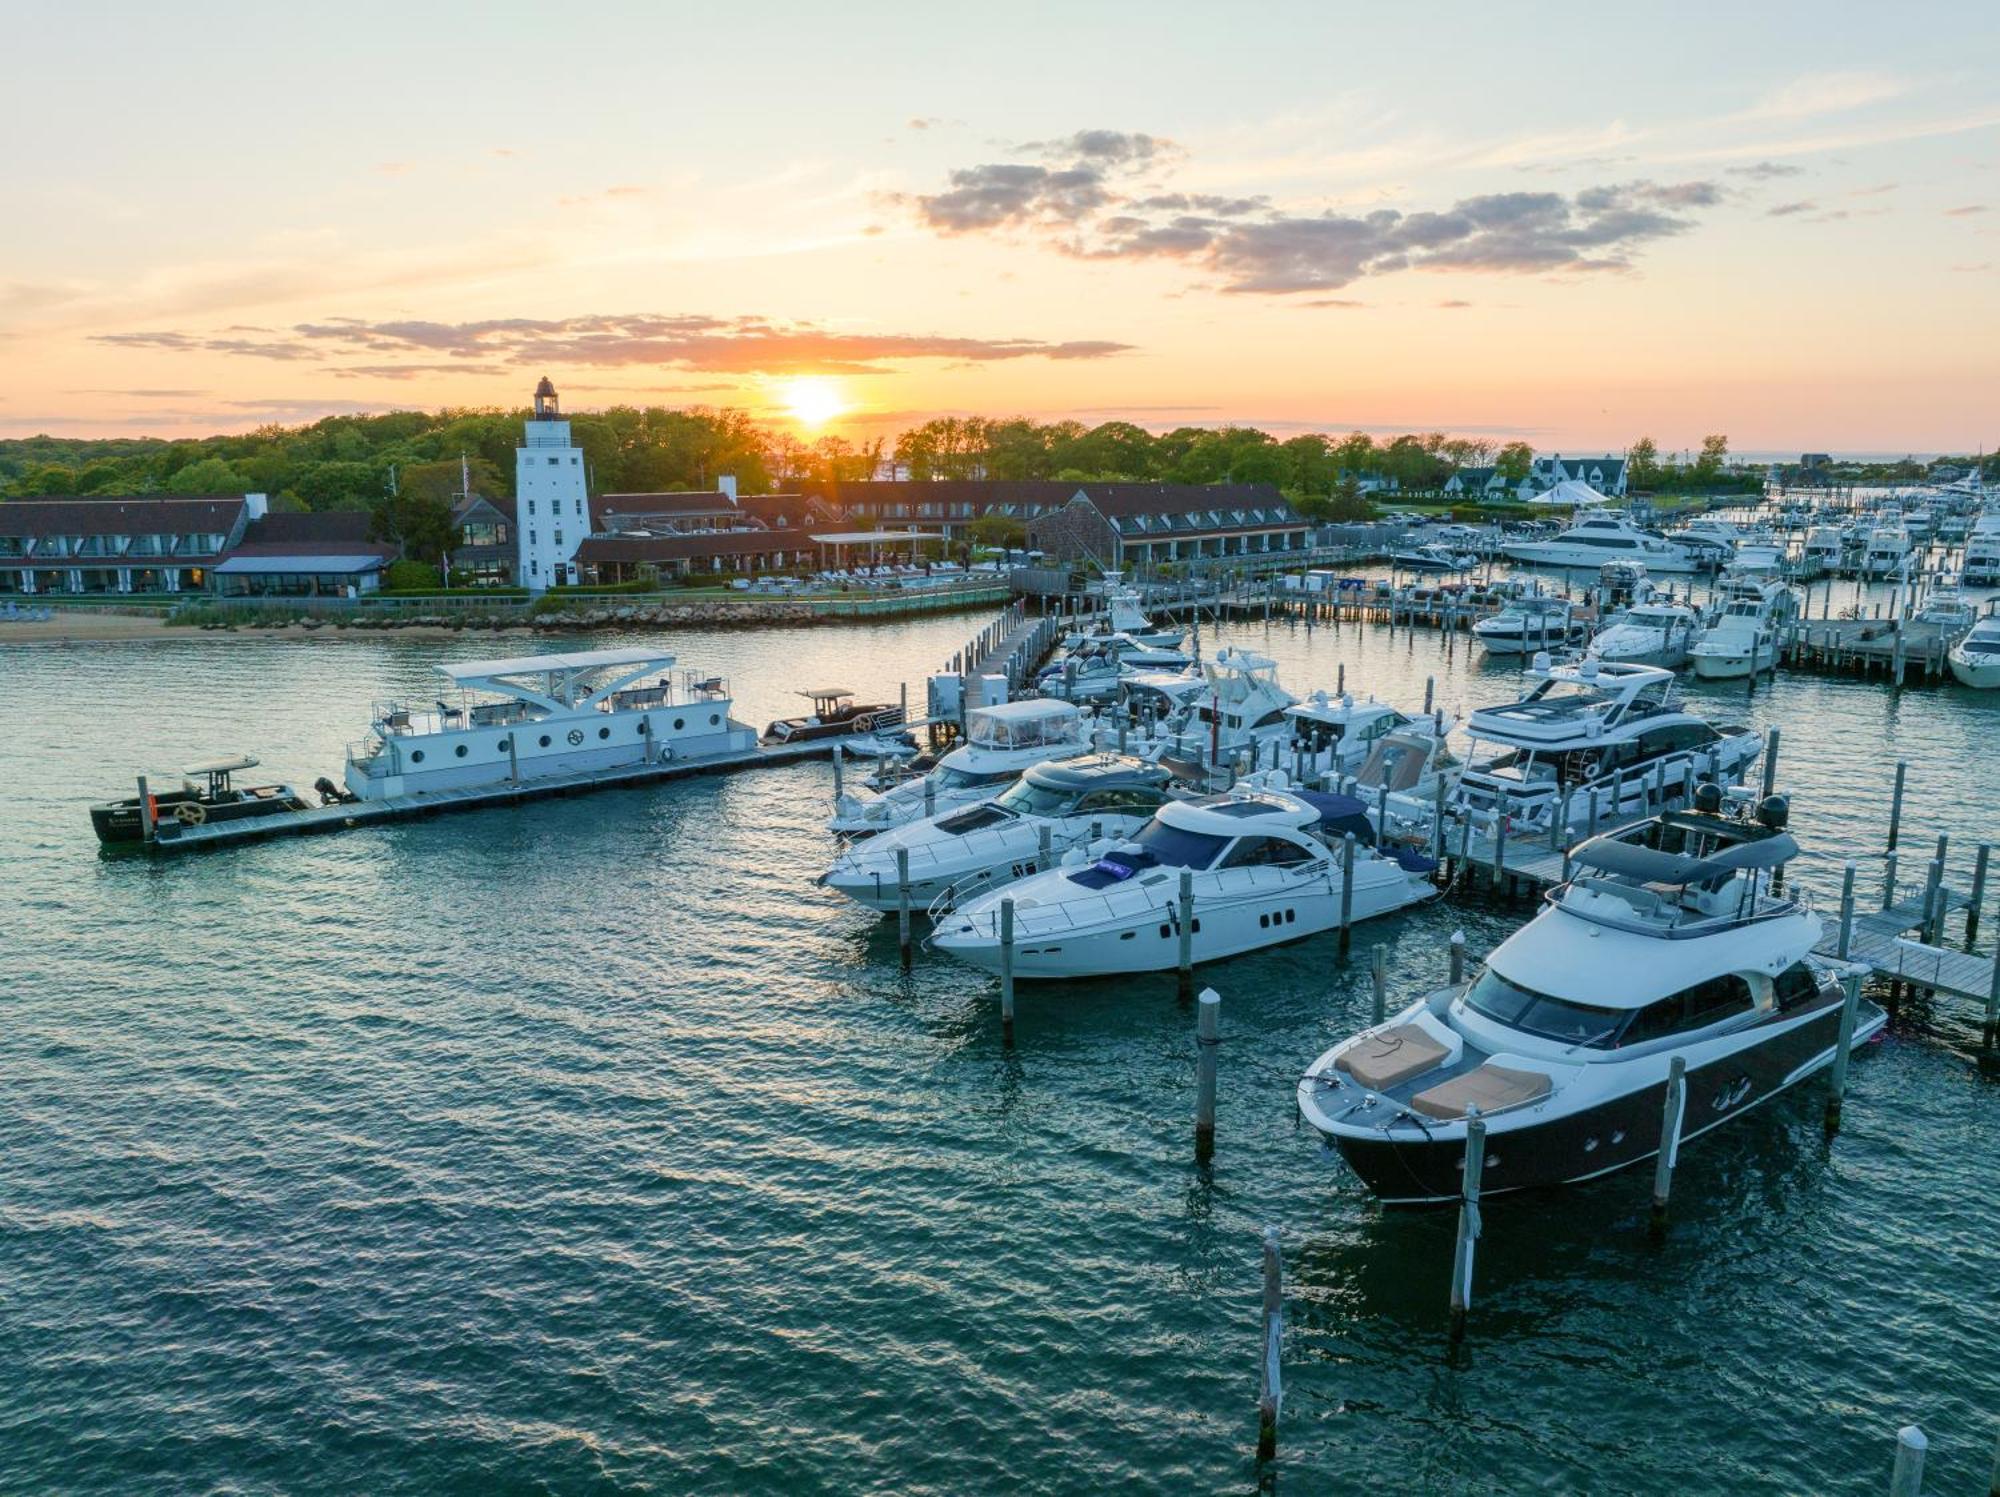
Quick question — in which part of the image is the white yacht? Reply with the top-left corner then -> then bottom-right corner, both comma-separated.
1588,600 -> 1704,669
1346,720 -> 1460,810
928,779 -> 1437,979
341,647 -> 756,801
1948,616 -> 2000,689
1390,542 -> 1478,573
1472,595 -> 1587,656
1040,633 -> 1190,701
1298,793 -> 1883,1201
1961,515 -> 2000,585
1151,648 -> 1298,773
1501,513 -> 1708,575
1279,692 -> 1420,780
1689,576 -> 1800,680
1860,520 -> 1912,578
821,755 -> 1175,912
1912,576 -> 1976,636
1802,525 -> 1846,572
830,699 -> 1086,837
1428,658 -> 1762,841
1066,571 -> 1185,651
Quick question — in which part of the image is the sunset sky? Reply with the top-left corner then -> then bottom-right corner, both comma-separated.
5,1 -> 1996,453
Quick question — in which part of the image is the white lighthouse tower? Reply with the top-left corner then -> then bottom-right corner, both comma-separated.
516,376 -> 588,591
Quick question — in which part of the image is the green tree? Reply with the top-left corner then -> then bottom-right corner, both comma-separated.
369,489 -> 460,566
1627,436 -> 1661,489
1495,441 -> 1534,481
1693,434 -> 1728,483
967,513 -> 1027,551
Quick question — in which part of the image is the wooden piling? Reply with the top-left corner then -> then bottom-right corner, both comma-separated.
1761,727 -> 1780,802
1837,861 -> 1857,961
1650,1055 -> 1688,1239
1966,844 -> 1989,947
1339,833 -> 1357,956
999,896 -> 1016,1044
1826,970 -> 1863,1131
1883,851 -> 1899,911
1432,776 -> 1447,864
1257,1224 -> 1282,1461
1177,868 -> 1196,1001
1887,761 -> 1907,850
896,847 -> 913,967
135,774 -> 155,843
1194,987 -> 1220,1159
1889,1424 -> 1927,1497
1449,929 -> 1466,984
1424,674 -> 1435,715
831,742 -> 844,800
1371,945 -> 1387,1025
1449,1116 -> 1486,1344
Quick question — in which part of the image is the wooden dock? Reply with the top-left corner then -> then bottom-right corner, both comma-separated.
143,733 -> 837,855
1782,618 -> 1957,685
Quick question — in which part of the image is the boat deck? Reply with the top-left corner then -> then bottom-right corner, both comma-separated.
142,732 -> 835,855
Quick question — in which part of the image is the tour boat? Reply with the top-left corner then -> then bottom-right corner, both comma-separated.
1298,792 -> 1885,1202
1502,513 -> 1709,575
1471,595 -> 1587,656
1426,657 -> 1762,842
92,755 -> 312,845
1065,571 -> 1185,651
928,778 -> 1437,979
1947,616 -> 2000,689
830,699 -> 1086,837
1689,576 -> 1801,680
821,754 -> 1175,912
762,687 -> 908,746
342,647 -> 756,802
1587,600 -> 1704,669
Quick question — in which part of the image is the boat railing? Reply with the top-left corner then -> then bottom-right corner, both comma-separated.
934,859 -> 1332,938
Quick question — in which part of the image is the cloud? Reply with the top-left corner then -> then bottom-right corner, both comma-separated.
1436,300 -> 1473,309
1740,71 -> 1908,123
65,387 -> 210,398
1767,200 -> 1817,216
1950,262 -> 1992,272
912,133 -> 1723,293
94,313 -> 1133,377
1726,161 -> 1807,180
1945,204 -> 1988,216
559,185 -> 647,206
1302,298 -> 1368,309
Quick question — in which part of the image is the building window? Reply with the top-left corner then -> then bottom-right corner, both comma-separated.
548,457 -> 559,466
530,531 -> 537,545
528,500 -> 536,515
554,532 -> 563,546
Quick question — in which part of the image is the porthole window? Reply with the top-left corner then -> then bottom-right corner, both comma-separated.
709,713 -> 720,726
539,735 -> 551,748
410,750 -> 425,763
598,727 -> 610,740
498,737 -> 511,752
674,717 -> 685,730
455,744 -> 468,758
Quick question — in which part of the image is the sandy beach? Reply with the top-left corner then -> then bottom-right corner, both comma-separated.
0,613 -> 536,646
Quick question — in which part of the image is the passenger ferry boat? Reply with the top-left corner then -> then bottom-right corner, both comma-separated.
830,699 -> 1086,837
92,755 -> 312,845
342,647 -> 756,802
1689,576 -> 1800,680
1502,514 -> 1708,575
1298,792 -> 1884,1202
928,778 -> 1436,979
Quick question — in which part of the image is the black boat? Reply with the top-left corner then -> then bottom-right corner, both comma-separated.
1298,791 -> 1884,1202
761,688 -> 907,745
91,756 -> 313,846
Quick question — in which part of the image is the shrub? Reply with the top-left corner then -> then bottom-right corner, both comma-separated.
384,559 -> 439,591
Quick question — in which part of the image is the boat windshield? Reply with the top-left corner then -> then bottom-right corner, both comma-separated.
995,778 -> 1076,818
1355,736 -> 1432,791
1127,819 -> 1230,870
935,766 -> 1023,791
1463,968 -> 1625,1049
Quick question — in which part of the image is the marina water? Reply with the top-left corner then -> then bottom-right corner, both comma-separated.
5,596 -> 1998,1492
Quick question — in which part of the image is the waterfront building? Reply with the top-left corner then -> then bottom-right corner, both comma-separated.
212,509 -> 395,597
0,493 -> 263,595
515,377 -> 589,592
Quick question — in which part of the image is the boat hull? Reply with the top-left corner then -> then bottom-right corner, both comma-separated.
1319,998 -> 1883,1203
1948,653 -> 2000,689
1689,649 -> 1771,680
1501,542 -> 1704,575
91,786 -> 311,846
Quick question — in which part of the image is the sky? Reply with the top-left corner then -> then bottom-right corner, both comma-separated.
3,0 -> 1996,455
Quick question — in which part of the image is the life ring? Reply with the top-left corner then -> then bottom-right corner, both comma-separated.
852,714 -> 876,734
567,729 -> 585,746
175,801 -> 207,825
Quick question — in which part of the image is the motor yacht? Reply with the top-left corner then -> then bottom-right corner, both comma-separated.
1390,542 -> 1478,574
1912,576 -> 1976,636
928,778 -> 1437,979
1961,515 -> 2000,586
1502,514 -> 1709,575
1802,525 -> 1846,572
1149,648 -> 1299,774
1279,692 -> 1422,781
1860,521 -> 1912,578
91,754 -> 313,845
1298,792 -> 1884,1202
1065,571 -> 1186,651
830,699 -> 1086,837
342,647 -> 756,802
822,754 -> 1175,912
1588,599 -> 1704,669
1948,615 -> 2000,689
1689,576 -> 1800,680
1421,658 -> 1762,842
1040,633 -> 1191,701
1471,595 -> 1588,656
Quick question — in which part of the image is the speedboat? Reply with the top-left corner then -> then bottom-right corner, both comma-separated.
1503,514 -> 1708,575
343,647 -> 756,802
1473,595 -> 1587,656
928,778 -> 1437,979
1689,576 -> 1800,680
91,754 -> 312,845
822,754 -> 1175,912
1041,633 -> 1191,701
1065,571 -> 1185,651
1391,543 -> 1478,573
762,687 -> 908,745
1948,616 -> 2000,689
1298,791 -> 1884,1201
1588,600 -> 1704,669
1431,658 -> 1762,841
830,699 -> 1086,837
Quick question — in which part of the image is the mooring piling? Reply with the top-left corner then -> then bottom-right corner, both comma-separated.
896,847 -> 913,967
1651,1055 -> 1689,1238
1837,860 -> 1857,960
1826,969 -> 1863,1131
1194,987 -> 1220,1159
1339,833 -> 1357,956
1257,1225 -> 1283,1461
1966,843 -> 1990,947
1887,761 -> 1907,850
1177,867 -> 1196,1001
1883,850 -> 1900,911
135,774 -> 155,843
1371,945 -> 1387,1025
998,896 -> 1016,1044
1889,1424 -> 1927,1497
830,742 -> 844,801
1449,929 -> 1466,984
1449,1116 -> 1486,1344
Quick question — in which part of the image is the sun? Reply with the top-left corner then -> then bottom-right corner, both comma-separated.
781,376 -> 846,428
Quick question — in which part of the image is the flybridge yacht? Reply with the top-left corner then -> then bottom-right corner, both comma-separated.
1861,519 -> 1913,578
1503,513 -> 1708,575
829,699 -> 1085,837
1428,658 -> 1761,841
1587,599 -> 1704,669
342,647 -> 755,801
1802,525 -> 1846,572
1148,647 -> 1299,771
928,777 -> 1436,979
821,754 -> 1175,912
1298,792 -> 1884,1202
1912,575 -> 1976,635
1962,515 -> 2000,585
1690,575 -> 1800,680
1066,571 -> 1185,651
1472,594 -> 1587,656
1280,692 -> 1421,779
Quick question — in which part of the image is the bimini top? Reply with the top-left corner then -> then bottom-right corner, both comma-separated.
797,686 -> 855,699
966,698 -> 1083,748
184,754 -> 259,775
439,646 -> 674,682
1568,830 -> 1798,886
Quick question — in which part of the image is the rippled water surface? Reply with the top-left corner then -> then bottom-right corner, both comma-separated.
4,591 -> 1997,1494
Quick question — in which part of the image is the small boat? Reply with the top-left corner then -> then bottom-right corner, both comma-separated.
1391,543 -> 1478,573
91,755 -> 311,845
830,699 -> 1086,837
821,754 -> 1176,912
928,778 -> 1437,979
1298,790 -> 1884,1201
1040,634 -> 1191,701
1472,595 -> 1587,656
1689,575 -> 1800,680
1588,600 -> 1704,669
762,687 -> 907,745
1912,577 -> 1976,636
1947,615 -> 2000,689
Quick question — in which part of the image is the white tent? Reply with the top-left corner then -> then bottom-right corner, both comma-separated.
1527,478 -> 1611,508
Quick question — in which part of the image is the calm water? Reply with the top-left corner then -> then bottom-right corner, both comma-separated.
4,588 -> 1998,1495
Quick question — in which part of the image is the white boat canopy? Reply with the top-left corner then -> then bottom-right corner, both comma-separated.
436,647 -> 684,712
183,754 -> 259,775
966,698 -> 1083,748
439,646 -> 674,681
